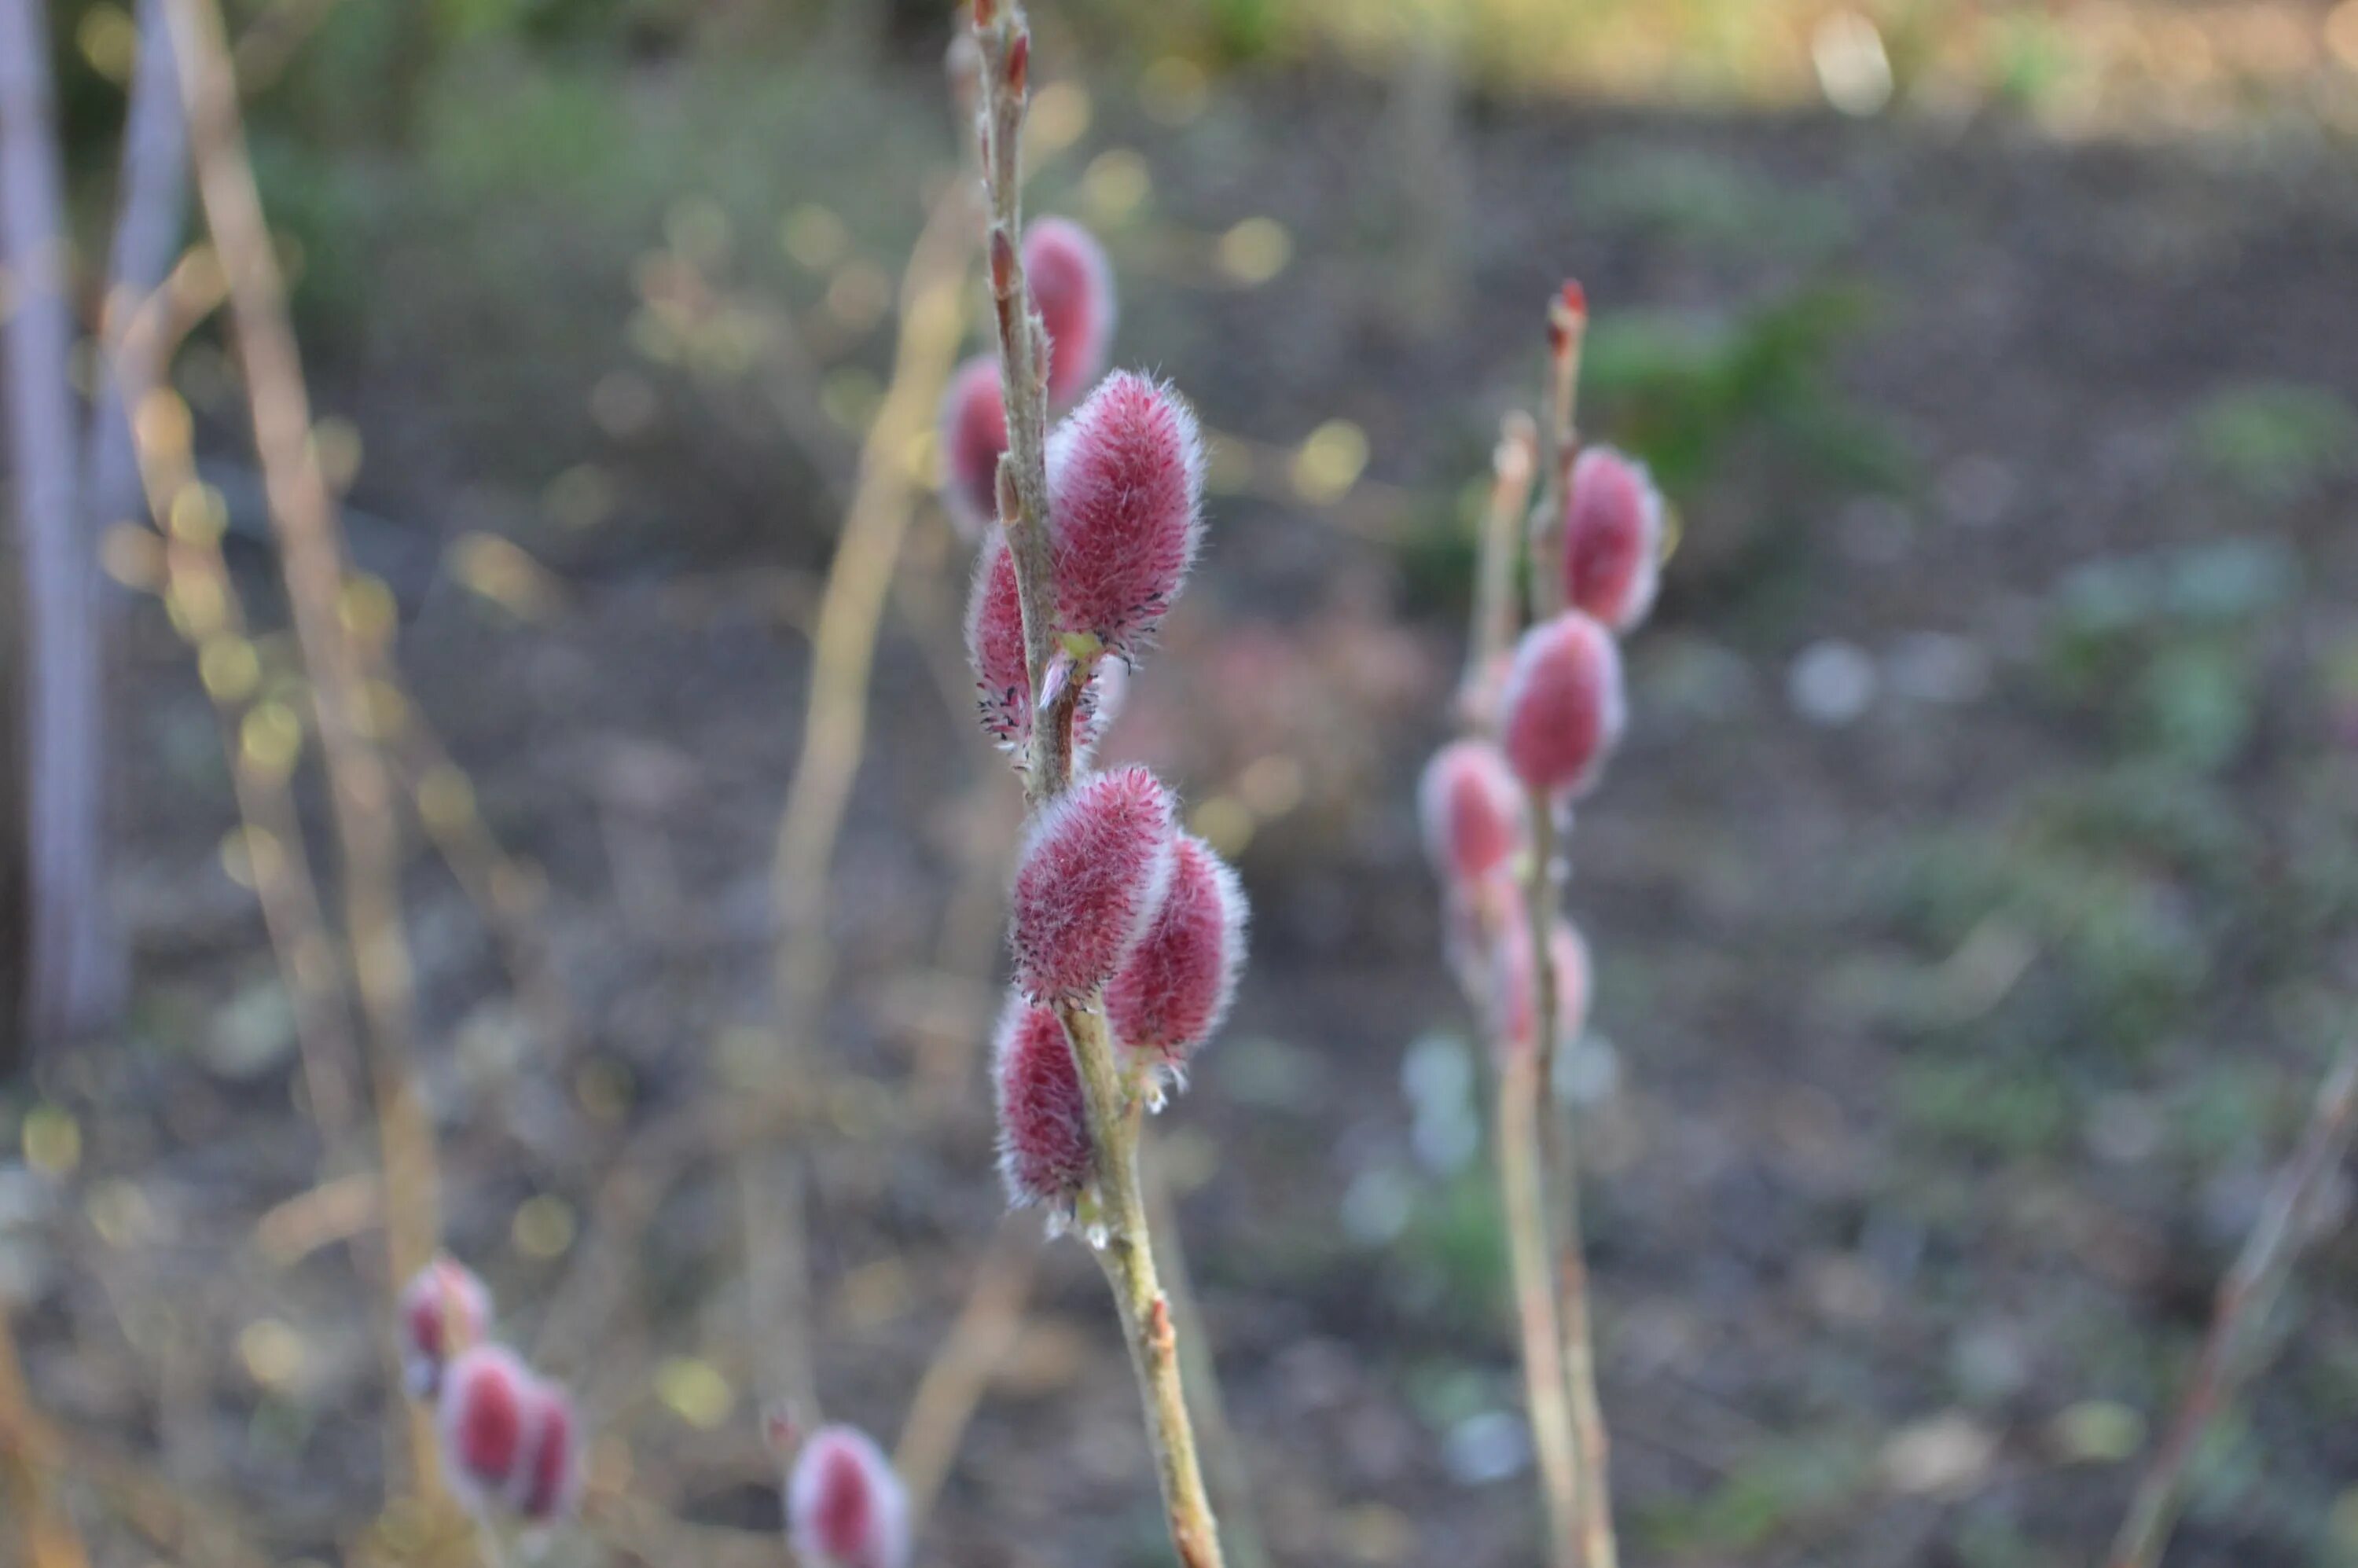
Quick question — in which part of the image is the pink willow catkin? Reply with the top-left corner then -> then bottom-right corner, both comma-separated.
950,213 -> 1244,1218
788,1423 -> 911,1568
938,218 -> 1116,536
402,1256 -> 581,1526
398,1254 -> 491,1398
437,1344 -> 582,1525
1559,446 -> 1664,635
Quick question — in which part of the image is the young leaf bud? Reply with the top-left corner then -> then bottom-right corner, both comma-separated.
788,1423 -> 912,1568
938,356 -> 1010,538
992,995 -> 1096,1212
1009,764 -> 1176,999
1023,218 -> 1116,406
1418,740 -> 1526,889
399,1254 -> 492,1401
1045,372 -> 1204,656
1560,446 -> 1663,633
1501,611 -> 1625,799
1106,833 -> 1247,1076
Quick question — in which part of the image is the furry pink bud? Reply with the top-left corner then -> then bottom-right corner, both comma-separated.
1561,446 -> 1663,633
789,1424 -> 911,1568
993,996 -> 1094,1210
1045,372 -> 1203,655
1492,918 -> 1592,1059
1106,834 -> 1247,1074
399,1256 -> 492,1400
1010,765 -> 1176,999
964,533 -> 1124,758
514,1378 -> 582,1524
938,356 -> 1009,538
437,1346 -> 581,1523
437,1345 -> 531,1513
965,532 -> 1030,747
1418,740 -> 1525,888
1024,218 -> 1116,406
1501,612 -> 1624,798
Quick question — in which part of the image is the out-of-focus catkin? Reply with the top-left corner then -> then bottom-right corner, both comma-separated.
1106,832 -> 1247,1079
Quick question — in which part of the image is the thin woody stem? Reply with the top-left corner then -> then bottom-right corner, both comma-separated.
1515,279 -> 1617,1568
168,0 -> 445,1497
2106,1038 -> 2358,1568
1459,411 -> 1537,730
975,6 -> 1225,1564
1525,285 -> 1587,627
973,0 -> 1061,804
1521,790 -> 1617,1568
1059,1005 -> 1225,1568
1497,1051 -> 1584,1568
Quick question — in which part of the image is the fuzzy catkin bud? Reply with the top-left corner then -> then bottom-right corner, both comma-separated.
1009,765 -> 1176,1000
993,994 -> 1094,1210
513,1378 -> 582,1524
399,1255 -> 492,1401
435,1346 -> 581,1524
938,356 -> 1009,538
964,531 -> 1123,759
964,532 -> 1030,747
1024,218 -> 1115,407
1418,740 -> 1526,889
1106,834 -> 1247,1075
1045,372 -> 1204,656
789,1424 -> 911,1568
1500,611 -> 1625,798
437,1345 -> 528,1515
1560,446 -> 1663,633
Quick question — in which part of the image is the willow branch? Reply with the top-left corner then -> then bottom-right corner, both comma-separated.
1497,1051 -> 1582,1568
166,0 -> 443,1495
2106,1038 -> 2358,1568
1523,287 -> 1585,627
972,4 -> 1225,1562
747,166 -> 976,1424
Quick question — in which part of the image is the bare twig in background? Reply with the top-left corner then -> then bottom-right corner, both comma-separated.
1456,413 -> 1536,727
1,0 -> 121,1045
0,1306 -> 92,1568
86,0 -> 190,568
744,160 -> 975,1424
165,0 -> 444,1495
389,722 -> 578,1062
2106,1039 -> 2358,1568
892,1221 -> 1040,1532
115,272 -> 362,1139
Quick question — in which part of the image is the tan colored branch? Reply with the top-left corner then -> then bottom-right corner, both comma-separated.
1458,411 -> 1537,730
2106,1038 -> 2358,1568
165,0 -> 443,1495
1141,1148 -> 1272,1568
747,156 -> 977,1424
893,1221 -> 1041,1532
1497,1051 -> 1584,1568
